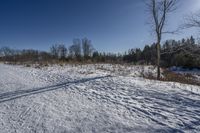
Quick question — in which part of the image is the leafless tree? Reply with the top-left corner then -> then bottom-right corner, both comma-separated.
69,39 -> 81,59
184,12 -> 200,29
50,44 -> 59,58
58,44 -> 67,59
82,38 -> 94,59
146,0 -> 178,79
50,44 -> 68,59
176,11 -> 200,59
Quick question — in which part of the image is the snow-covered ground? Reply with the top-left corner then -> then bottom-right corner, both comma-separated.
0,63 -> 200,133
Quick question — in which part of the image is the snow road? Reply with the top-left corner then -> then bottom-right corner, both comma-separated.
0,64 -> 200,133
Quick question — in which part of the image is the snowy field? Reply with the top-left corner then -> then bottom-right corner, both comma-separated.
0,63 -> 200,133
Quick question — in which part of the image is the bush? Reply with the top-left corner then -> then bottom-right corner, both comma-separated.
25,64 -> 31,67
162,70 -> 200,86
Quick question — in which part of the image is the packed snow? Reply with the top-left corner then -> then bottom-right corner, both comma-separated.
0,63 -> 200,133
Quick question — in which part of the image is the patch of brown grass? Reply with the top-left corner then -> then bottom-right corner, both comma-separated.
145,69 -> 200,86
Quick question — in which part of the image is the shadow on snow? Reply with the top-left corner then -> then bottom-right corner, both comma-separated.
0,75 -> 111,103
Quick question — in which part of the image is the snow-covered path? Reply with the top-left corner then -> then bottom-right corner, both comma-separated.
0,64 -> 200,133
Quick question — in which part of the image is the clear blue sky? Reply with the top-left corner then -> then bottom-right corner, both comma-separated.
0,0 -> 199,53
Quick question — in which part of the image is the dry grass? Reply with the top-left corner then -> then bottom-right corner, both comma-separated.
145,69 -> 200,86
162,70 -> 200,86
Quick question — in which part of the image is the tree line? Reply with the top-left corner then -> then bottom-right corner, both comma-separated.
123,36 -> 200,68
0,36 -> 199,68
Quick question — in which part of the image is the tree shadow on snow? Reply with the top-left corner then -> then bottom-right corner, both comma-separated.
0,75 -> 111,103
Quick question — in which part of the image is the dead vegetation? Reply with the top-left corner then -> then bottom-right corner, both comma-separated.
144,69 -> 200,86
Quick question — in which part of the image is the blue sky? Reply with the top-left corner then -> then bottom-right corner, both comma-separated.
0,0 -> 199,53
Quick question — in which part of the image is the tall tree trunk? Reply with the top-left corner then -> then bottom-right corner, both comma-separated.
147,0 -> 178,79
157,42 -> 161,80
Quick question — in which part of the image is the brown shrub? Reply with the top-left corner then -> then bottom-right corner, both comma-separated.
145,69 -> 200,86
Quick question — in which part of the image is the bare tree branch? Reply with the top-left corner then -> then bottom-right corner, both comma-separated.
183,12 -> 200,29
146,0 -> 178,79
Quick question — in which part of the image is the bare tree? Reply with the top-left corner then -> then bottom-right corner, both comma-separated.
176,11 -> 200,59
82,38 -> 94,59
58,44 -> 67,59
69,39 -> 81,59
50,44 -> 59,58
184,12 -> 200,29
146,0 -> 178,79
